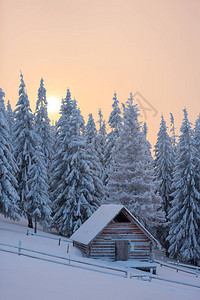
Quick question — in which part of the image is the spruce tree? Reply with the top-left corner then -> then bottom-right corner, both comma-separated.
14,73 -> 42,228
85,114 -> 105,204
108,93 -> 163,229
34,78 -> 53,168
170,113 -> 177,150
154,115 -> 174,218
6,100 -> 15,141
51,91 -> 99,235
104,92 -> 122,190
194,114 -> 200,256
27,144 -> 51,233
95,109 -> 107,179
0,89 -> 20,220
167,109 -> 200,263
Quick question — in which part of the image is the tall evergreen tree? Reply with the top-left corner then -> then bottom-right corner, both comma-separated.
0,89 -> 20,220
167,109 -> 200,263
154,115 -> 174,218
50,89 -> 74,210
104,92 -> 122,189
27,144 -> 51,233
6,100 -> 15,141
51,91 -> 99,235
85,113 -> 97,144
95,109 -> 107,179
170,113 -> 177,150
34,78 -> 53,168
193,114 -> 200,254
108,93 -> 163,229
85,114 -> 105,204
14,73 -> 48,228
142,122 -> 148,137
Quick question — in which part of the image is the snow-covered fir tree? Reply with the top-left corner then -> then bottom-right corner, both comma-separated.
142,122 -> 148,137
104,92 -> 122,190
193,114 -> 200,256
14,73 -> 46,228
141,121 -> 165,231
170,112 -> 177,150
6,100 -> 15,141
85,113 -> 97,143
167,109 -> 200,264
107,93 -> 163,229
51,91 -> 100,236
194,115 -> 200,190
0,89 -> 20,220
34,78 -> 53,169
85,113 -> 105,204
50,90 -> 75,210
154,115 -> 174,219
27,144 -> 52,233
95,109 -> 107,179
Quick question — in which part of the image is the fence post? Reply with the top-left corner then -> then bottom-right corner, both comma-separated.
161,256 -> 163,267
58,237 -> 61,246
196,267 -> 198,278
27,228 -> 29,236
126,270 -> 130,279
18,241 -> 22,256
176,260 -> 179,272
149,268 -> 153,282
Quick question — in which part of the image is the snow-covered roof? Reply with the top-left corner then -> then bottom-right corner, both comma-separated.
70,204 -> 160,247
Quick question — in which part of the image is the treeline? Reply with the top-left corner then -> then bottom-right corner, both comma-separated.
0,73 -> 200,264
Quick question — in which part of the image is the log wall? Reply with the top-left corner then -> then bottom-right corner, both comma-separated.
73,241 -> 89,256
89,222 -> 151,261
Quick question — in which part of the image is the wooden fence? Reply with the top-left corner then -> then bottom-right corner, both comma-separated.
0,241 -> 200,289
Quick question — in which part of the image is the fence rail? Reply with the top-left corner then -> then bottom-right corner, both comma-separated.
0,242 -> 128,278
26,229 -> 72,244
131,272 -> 200,289
154,259 -> 199,277
1,241 -> 200,289
166,261 -> 200,272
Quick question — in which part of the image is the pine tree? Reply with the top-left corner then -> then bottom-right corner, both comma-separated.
27,144 -> 51,233
167,109 -> 200,263
154,115 -> 174,218
6,100 -> 15,141
170,113 -> 177,150
50,89 -> 74,210
85,113 -> 97,144
95,109 -> 107,179
108,93 -> 163,229
14,73 -> 41,228
104,92 -> 122,190
85,114 -> 105,204
193,114 -> 200,257
34,78 -> 53,168
0,89 -> 20,220
142,122 -> 148,137
51,91 -> 99,235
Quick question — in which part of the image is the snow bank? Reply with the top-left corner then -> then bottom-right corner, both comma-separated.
0,215 -> 200,300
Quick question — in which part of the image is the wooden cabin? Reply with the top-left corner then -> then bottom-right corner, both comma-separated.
71,205 -> 160,262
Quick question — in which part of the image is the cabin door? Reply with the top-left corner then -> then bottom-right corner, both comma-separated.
115,240 -> 130,261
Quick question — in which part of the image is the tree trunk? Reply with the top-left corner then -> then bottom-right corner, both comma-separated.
28,214 -> 33,228
34,218 -> 37,234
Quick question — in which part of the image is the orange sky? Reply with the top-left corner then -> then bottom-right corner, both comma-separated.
1,0 -> 200,146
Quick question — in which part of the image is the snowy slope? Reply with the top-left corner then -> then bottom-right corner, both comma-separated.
0,215 -> 200,300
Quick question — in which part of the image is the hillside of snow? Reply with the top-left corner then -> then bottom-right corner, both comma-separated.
0,215 -> 200,300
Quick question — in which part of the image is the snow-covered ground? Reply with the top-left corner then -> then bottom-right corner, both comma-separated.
0,215 -> 200,300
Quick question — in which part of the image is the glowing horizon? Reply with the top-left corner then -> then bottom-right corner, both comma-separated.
1,0 -> 200,145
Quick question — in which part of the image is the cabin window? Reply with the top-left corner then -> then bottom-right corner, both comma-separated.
113,212 -> 131,223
